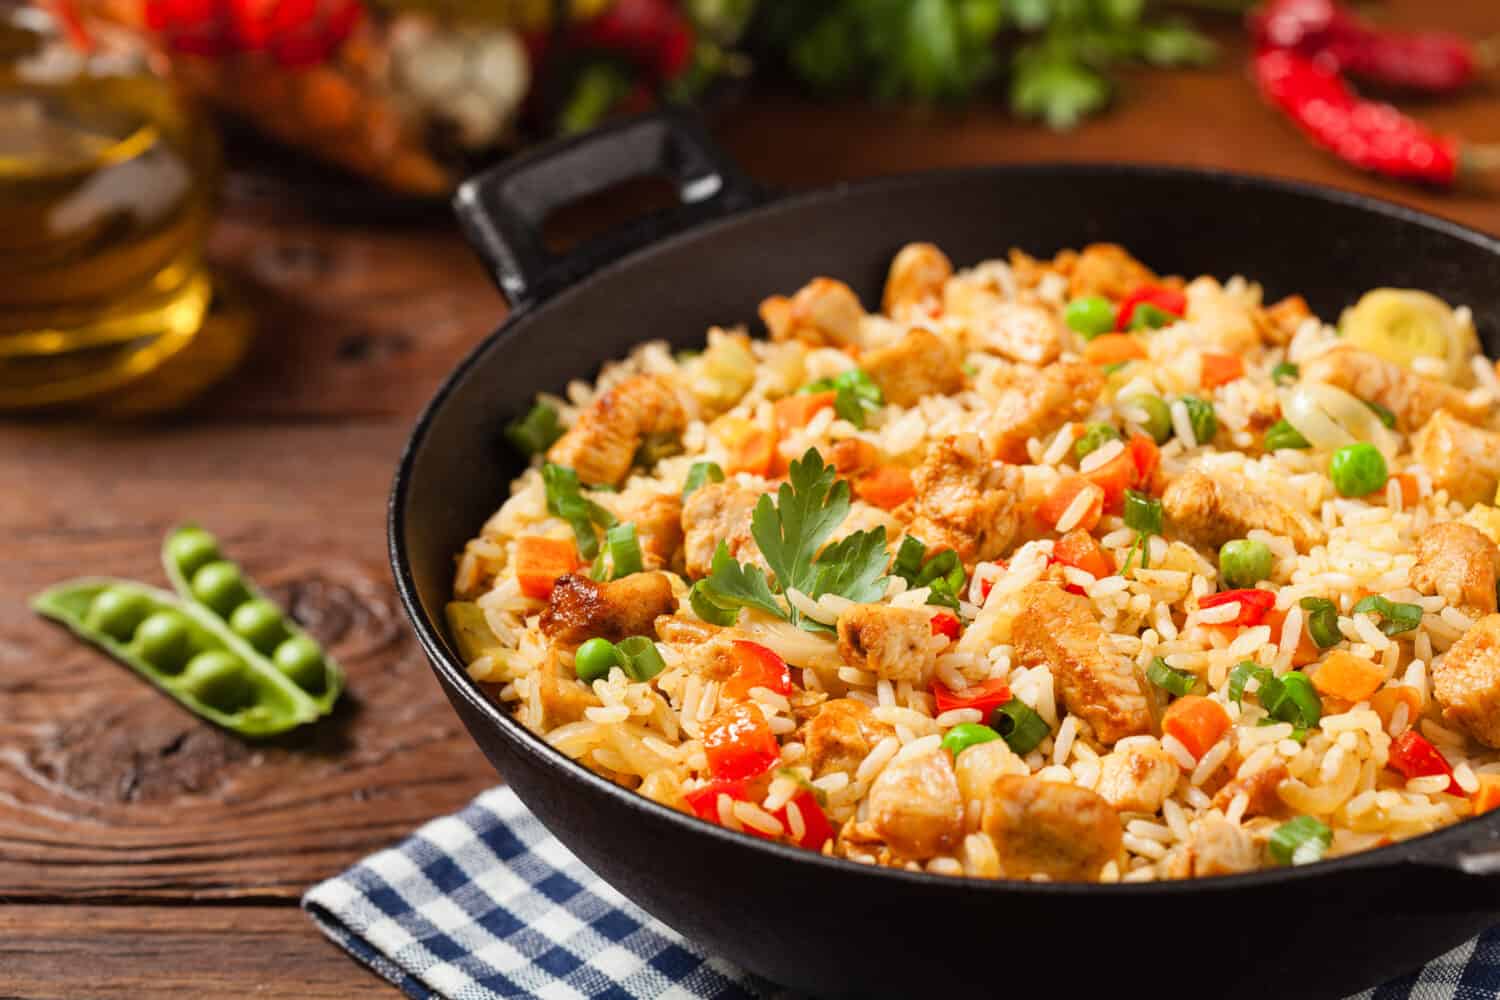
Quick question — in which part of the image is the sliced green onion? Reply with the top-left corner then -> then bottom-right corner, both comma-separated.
1363,398 -> 1397,430
689,580 -> 740,627
616,635 -> 666,682
543,463 -> 616,559
992,699 -> 1050,755
776,767 -> 829,806
683,461 -> 725,499
1147,656 -> 1198,697
1264,672 -> 1321,729
893,536 -> 928,584
1101,361 -> 1131,375
1263,419 -> 1311,452
1123,490 -> 1163,535
1227,661 -> 1273,706
506,403 -> 563,456
635,431 -> 683,467
1269,815 -> 1332,866
1352,595 -> 1422,637
1130,303 -> 1175,331
1075,423 -> 1122,461
605,523 -> 643,579
1271,361 -> 1299,385
941,722 -> 1002,758
1180,396 -> 1218,445
1299,597 -> 1343,649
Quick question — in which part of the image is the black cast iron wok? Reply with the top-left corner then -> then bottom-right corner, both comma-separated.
391,110 -> 1500,999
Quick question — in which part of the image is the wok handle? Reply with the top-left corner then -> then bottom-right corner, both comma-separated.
452,109 -> 757,307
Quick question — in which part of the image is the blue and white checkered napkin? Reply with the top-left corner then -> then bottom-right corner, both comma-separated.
304,785 -> 1499,1000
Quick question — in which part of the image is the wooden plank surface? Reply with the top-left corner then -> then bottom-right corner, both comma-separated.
3,2 -> 1498,995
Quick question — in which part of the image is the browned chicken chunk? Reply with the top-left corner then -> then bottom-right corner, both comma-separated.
1256,294 -> 1312,346
681,481 -> 767,579
1095,743 -> 1180,813
1163,469 -> 1326,554
540,572 -> 677,648
599,490 -> 683,571
1191,816 -> 1258,877
980,775 -> 1122,882
537,651 -> 601,728
883,242 -> 952,317
894,433 -> 1022,568
802,698 -> 895,778
944,287 -> 1063,366
860,327 -> 965,407
547,374 -> 687,487
1411,522 -> 1500,618
988,361 -> 1104,464
868,746 -> 965,859
1413,410 -> 1500,506
1063,243 -> 1156,300
1211,761 -> 1289,819
759,277 -> 864,349
1301,345 -> 1488,431
836,604 -> 948,685
1010,582 -> 1152,745
1433,613 -> 1500,748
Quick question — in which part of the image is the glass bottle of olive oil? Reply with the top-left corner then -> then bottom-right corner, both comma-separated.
0,4 -> 227,410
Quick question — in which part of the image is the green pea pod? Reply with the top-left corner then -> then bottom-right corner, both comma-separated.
161,524 -> 344,715
31,578 -> 322,737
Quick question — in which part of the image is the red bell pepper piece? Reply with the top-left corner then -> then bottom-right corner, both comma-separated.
929,611 -> 961,641
1116,286 -> 1187,331
703,703 -> 779,780
1199,588 -> 1276,627
722,640 -> 793,702
1389,730 -> 1465,796
932,677 -> 1012,717
682,781 -> 834,850
683,778 -> 749,821
1127,433 -> 1160,488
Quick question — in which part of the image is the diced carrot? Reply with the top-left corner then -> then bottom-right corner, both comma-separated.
1162,695 -> 1231,761
1083,333 -> 1147,367
1264,606 -> 1320,667
1200,352 -> 1245,389
829,438 -> 880,475
1084,448 -> 1137,515
1311,651 -> 1387,703
1036,476 -> 1103,532
1054,529 -> 1114,580
515,535 -> 580,600
1392,473 -> 1420,507
1474,775 -> 1500,816
855,464 -> 915,510
1371,684 -> 1423,734
719,417 -> 778,477
773,391 -> 836,436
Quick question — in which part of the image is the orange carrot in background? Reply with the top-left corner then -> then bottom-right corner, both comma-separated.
1083,333 -> 1147,366
1162,695 -> 1230,760
515,535 -> 580,599
855,464 -> 915,510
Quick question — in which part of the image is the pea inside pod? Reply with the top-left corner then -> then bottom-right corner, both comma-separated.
31,579 -> 319,736
161,524 -> 343,715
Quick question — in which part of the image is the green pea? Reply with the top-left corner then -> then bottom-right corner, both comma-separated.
1180,396 -> 1217,446
85,588 -> 152,641
191,561 -> 250,616
1125,395 -> 1172,444
1219,539 -> 1274,588
132,612 -> 193,673
941,722 -> 1002,758
1329,442 -> 1388,498
180,650 -> 254,711
273,635 -> 326,692
574,637 -> 624,683
167,529 -> 220,578
1074,422 -> 1122,461
1064,296 -> 1116,339
230,599 -> 287,653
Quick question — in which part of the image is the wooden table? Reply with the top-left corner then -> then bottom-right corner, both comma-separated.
5,4 -> 1498,996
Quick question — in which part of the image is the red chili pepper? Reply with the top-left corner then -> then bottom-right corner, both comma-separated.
1389,730 -> 1465,796
703,703 -> 780,780
1249,0 -> 1496,95
932,677 -> 1011,717
576,0 -> 695,81
1116,286 -> 1187,331
929,611 -> 961,641
1252,48 -> 1499,188
722,641 -> 793,702
1199,588 -> 1277,627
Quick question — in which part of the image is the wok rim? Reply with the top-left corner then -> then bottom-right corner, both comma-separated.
390,160 -> 1500,900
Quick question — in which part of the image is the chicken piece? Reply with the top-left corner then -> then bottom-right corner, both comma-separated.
894,433 -> 1022,568
1256,294 -> 1312,346
599,490 -> 683,571
944,285 -> 1063,366
980,775 -> 1122,882
760,277 -> 864,349
829,438 -> 880,477
1413,409 -> 1500,506
546,374 -> 687,487
860,327 -> 965,407
539,572 -> 677,648
1190,816 -> 1258,877
1163,469 -> 1326,554
1301,345 -> 1488,432
802,698 -> 895,778
1064,243 -> 1156,300
1433,614 -> 1500,748
654,614 -> 721,646
536,653 -> 601,729
953,737 -> 1029,806
1011,583 -> 1152,745
1211,760 -> 1289,819
1411,522 -> 1500,618
1183,277 -> 1260,355
867,746 -> 965,859
681,481 -> 767,579
988,361 -> 1104,464
836,604 -> 948,685
1095,743 -> 1180,813
883,242 -> 952,317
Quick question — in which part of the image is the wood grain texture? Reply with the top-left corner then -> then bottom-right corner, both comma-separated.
3,3 -> 1498,995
